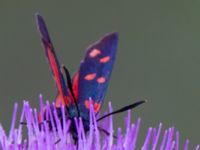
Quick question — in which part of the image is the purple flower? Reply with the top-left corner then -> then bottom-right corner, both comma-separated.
0,95 -> 199,150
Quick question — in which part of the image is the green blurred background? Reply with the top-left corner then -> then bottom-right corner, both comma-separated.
0,0 -> 199,148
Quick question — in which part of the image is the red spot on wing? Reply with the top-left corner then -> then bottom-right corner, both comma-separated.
84,100 -> 90,110
84,99 -> 101,113
55,93 -> 70,108
89,49 -> 101,58
84,73 -> 96,81
38,113 -> 43,124
100,56 -> 110,63
94,102 -> 101,113
97,77 -> 106,83
38,107 -> 46,123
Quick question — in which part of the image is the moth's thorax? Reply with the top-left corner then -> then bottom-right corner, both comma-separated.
67,104 -> 90,129
55,106 -> 90,140
67,106 -> 90,141
39,106 -> 90,142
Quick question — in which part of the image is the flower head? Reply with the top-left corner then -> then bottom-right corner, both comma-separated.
0,95 -> 199,150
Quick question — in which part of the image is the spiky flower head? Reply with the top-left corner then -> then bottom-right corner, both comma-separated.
0,95 -> 198,150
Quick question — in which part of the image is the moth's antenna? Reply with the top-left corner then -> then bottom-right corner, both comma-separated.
62,65 -> 80,117
55,139 -> 61,144
97,100 -> 146,122
98,126 -> 117,139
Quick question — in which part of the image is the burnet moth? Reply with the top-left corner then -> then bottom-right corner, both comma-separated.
35,14 -> 145,142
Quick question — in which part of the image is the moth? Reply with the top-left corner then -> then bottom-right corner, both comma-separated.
36,14 -> 145,142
